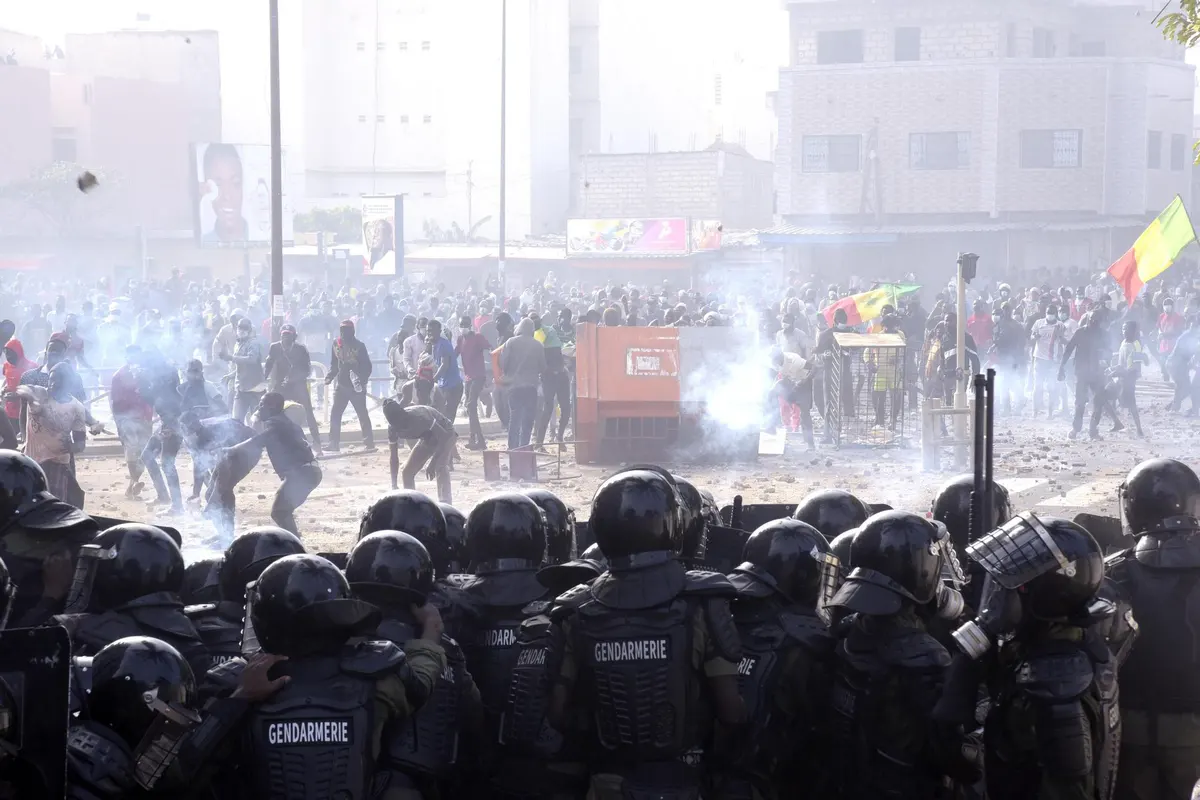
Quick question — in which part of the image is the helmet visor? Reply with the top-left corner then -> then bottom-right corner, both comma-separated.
131,690 -> 203,790
62,543 -> 118,614
966,512 -> 1074,590
816,551 -> 842,625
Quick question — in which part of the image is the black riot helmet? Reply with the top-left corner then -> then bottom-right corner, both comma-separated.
524,489 -> 577,565
792,489 -> 871,542
829,511 -> 959,616
699,489 -> 721,527
88,636 -> 198,749
218,526 -> 306,603
672,476 -> 708,560
437,503 -> 469,573
346,531 -> 436,607
0,556 -> 12,630
581,542 -> 608,572
968,513 -> 1103,622
828,527 -> 858,580
465,493 -> 547,571
64,524 -> 185,614
248,555 -> 380,657
730,519 -> 839,615
0,449 -> 89,534
1120,458 -> 1200,537
931,474 -> 1013,555
590,469 -> 682,561
359,490 -> 452,577
180,558 -> 222,605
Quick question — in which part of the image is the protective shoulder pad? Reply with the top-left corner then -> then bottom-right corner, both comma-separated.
518,613 -> 553,639
441,635 -> 467,665
203,657 -> 247,694
340,638 -> 408,678
550,583 -> 590,621
522,599 -> 553,617
184,603 -> 218,619
1015,650 -> 1094,703
778,611 -> 835,656
879,629 -> 952,671
681,569 -> 738,597
1103,548 -> 1135,581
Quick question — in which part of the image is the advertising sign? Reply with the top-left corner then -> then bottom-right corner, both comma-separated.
361,195 -> 404,276
192,143 -> 293,247
691,219 -> 723,251
625,347 -> 679,377
567,218 -> 688,256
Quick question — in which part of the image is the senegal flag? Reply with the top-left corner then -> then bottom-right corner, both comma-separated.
823,283 -> 920,326
1108,195 -> 1197,307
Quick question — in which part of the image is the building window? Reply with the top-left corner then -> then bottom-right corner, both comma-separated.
399,42 -> 408,51
802,134 -> 861,173
1148,131 -> 1163,169
377,114 -> 386,122
356,42 -> 366,51
401,114 -> 410,123
817,30 -> 864,64
1019,129 -> 1082,168
421,41 -> 430,51
51,128 -> 77,163
569,45 -> 582,75
1081,41 -> 1106,56
358,115 -> 367,122
714,75 -> 723,106
1006,23 -> 1017,57
1172,134 -> 1187,171
423,115 -> 432,124
910,132 -> 969,170
376,41 -> 387,50
1033,28 -> 1056,58
895,27 -> 921,61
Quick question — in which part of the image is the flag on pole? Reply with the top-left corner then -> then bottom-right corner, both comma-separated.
823,283 -> 920,326
1108,195 -> 1197,307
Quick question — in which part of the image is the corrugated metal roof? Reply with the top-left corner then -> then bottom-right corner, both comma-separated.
758,218 -> 1148,238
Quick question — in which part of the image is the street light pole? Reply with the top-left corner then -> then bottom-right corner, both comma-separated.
269,0 -> 284,339
497,0 -> 507,295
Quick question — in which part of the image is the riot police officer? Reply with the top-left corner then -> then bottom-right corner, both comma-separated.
674,476 -> 709,567
448,492 -> 555,796
945,513 -> 1118,800
181,557 -> 222,605
66,636 -> 203,798
711,518 -> 838,800
0,449 -> 98,623
437,502 -> 469,574
791,488 -> 871,543
230,554 -> 448,800
186,526 -> 305,664
547,469 -> 746,800
360,490 -> 454,579
1107,458 -> 1200,800
525,488 -> 577,565
345,531 -> 483,799
826,510 -> 980,799
930,473 -> 1013,559
53,523 -> 211,677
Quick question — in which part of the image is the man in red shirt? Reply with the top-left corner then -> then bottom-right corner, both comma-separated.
110,344 -> 153,498
455,313 -> 490,449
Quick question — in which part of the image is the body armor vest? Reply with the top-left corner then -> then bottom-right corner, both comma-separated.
499,603 -> 565,760
985,631 -> 1120,800
830,622 -> 952,800
375,617 -> 462,779
56,592 -> 211,677
66,722 -> 137,800
245,648 -> 386,800
185,601 -> 244,665
1110,553 -> 1200,713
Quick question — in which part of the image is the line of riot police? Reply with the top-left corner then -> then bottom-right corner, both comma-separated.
0,445 -> 1197,799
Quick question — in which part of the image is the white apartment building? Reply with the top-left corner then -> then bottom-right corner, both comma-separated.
300,0 -> 569,241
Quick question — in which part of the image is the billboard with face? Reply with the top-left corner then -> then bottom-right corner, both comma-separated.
361,195 -> 404,276
192,143 -> 294,247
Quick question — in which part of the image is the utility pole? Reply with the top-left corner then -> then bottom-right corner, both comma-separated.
269,0 -> 284,339
498,0 -> 508,293
467,160 -> 474,234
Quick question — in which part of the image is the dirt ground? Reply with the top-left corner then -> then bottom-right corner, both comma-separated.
74,384 -> 1200,563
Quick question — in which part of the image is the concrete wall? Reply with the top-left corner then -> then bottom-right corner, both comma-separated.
0,66 -> 52,183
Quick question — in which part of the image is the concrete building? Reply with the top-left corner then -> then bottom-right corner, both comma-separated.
299,0 -> 570,241
774,0 -> 1194,279
577,143 -> 774,230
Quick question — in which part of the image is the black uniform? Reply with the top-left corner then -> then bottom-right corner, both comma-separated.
230,406 -> 322,535
711,519 -> 837,800
54,524 -> 211,678
1106,458 -> 1200,800
548,470 -> 744,800
827,511 -> 979,800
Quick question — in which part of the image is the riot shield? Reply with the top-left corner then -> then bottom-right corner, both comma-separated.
719,504 -> 795,533
0,626 -> 70,799
697,526 -> 749,574
317,552 -> 349,571
90,515 -> 183,548
1074,513 -> 1126,556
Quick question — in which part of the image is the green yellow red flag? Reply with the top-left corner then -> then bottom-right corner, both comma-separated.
1108,195 -> 1196,307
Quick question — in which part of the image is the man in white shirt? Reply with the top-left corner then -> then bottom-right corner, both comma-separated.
776,313 -> 812,357
772,349 -> 816,449
1030,303 -> 1066,417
